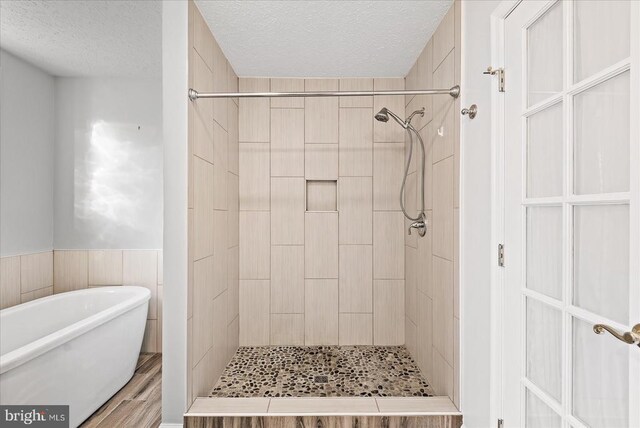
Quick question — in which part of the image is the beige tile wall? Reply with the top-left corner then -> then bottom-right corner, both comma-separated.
239,77 -> 406,346
187,1 -> 240,403
0,251 -> 53,308
403,1 -> 460,406
54,249 -> 163,353
0,249 -> 163,354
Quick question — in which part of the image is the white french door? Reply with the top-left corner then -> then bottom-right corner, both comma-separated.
502,1 -> 640,427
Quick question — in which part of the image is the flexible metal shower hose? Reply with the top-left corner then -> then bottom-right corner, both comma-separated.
399,125 -> 426,222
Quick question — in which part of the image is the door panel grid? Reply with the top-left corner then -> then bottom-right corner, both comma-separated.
503,1 -> 639,427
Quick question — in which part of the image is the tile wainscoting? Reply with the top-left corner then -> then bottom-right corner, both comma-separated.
0,251 -> 53,308
0,249 -> 163,353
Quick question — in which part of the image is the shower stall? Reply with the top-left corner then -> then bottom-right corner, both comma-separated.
180,0 -> 462,424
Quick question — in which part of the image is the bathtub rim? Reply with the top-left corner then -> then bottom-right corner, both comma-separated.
0,286 -> 150,374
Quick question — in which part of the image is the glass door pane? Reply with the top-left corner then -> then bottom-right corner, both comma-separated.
573,1 -> 630,82
573,72 -> 630,195
526,389 -> 562,428
572,318 -> 629,427
573,204 -> 630,324
527,1 -> 563,106
526,298 -> 562,401
527,103 -> 563,198
526,206 -> 562,299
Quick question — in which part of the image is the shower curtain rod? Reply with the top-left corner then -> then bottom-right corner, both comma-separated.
188,85 -> 460,101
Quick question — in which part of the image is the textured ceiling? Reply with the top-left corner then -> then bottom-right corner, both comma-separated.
0,0 -> 161,77
195,0 -> 453,78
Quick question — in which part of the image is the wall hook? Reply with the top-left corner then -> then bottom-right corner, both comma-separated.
461,104 -> 477,119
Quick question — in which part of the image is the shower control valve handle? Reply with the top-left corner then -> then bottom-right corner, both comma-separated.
408,216 -> 427,237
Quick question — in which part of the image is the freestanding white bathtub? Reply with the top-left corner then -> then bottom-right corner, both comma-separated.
0,286 -> 150,427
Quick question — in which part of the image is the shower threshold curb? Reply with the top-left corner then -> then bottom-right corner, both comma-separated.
185,396 -> 461,416
185,397 -> 462,428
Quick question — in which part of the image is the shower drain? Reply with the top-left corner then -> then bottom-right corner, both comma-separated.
314,375 -> 329,383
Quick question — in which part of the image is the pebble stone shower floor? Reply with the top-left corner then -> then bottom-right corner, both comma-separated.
209,346 -> 434,398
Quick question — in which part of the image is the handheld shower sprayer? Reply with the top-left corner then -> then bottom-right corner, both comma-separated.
374,107 -> 409,128
374,107 -> 427,236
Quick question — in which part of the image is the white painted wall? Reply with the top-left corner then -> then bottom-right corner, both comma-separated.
459,1 -> 501,427
53,78 -> 163,249
161,1 -> 189,425
0,49 -> 55,257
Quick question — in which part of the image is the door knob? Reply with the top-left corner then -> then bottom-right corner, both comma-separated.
461,104 -> 477,119
593,323 -> 640,347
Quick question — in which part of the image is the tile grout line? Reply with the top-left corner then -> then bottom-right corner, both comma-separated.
337,91 -> 341,346
371,97 -> 375,346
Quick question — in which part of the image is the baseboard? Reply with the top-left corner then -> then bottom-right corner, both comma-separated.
160,423 -> 183,428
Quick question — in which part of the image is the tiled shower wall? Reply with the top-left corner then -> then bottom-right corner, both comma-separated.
187,1 -> 240,402
238,77 -> 407,346
0,250 -> 163,353
403,2 -> 460,405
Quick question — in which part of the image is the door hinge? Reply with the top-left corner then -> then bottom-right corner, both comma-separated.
498,244 -> 505,267
484,66 -> 505,92
497,419 -> 504,428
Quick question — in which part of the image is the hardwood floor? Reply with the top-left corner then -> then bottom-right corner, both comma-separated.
81,353 -> 162,428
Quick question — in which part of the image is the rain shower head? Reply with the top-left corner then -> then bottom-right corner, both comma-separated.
374,107 -> 407,128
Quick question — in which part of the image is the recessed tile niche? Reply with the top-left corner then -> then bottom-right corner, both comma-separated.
306,180 -> 337,212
